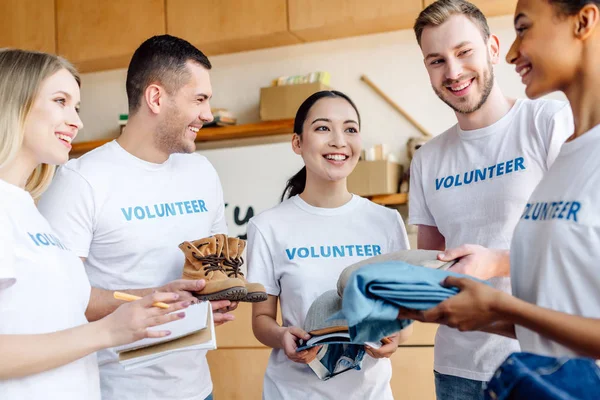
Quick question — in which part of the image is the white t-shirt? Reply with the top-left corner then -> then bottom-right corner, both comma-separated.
0,179 -> 100,400
38,141 -> 227,400
511,123 -> 600,357
247,194 -> 410,400
408,99 -> 573,381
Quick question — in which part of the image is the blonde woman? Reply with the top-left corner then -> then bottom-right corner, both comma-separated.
0,49 -> 190,399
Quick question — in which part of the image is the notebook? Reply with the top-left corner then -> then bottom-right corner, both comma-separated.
113,300 -> 216,370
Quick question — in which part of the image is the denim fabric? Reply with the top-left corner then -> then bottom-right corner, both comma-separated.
204,393 -> 213,400
334,261 -> 487,343
435,371 -> 485,400
305,343 -> 366,381
484,352 -> 600,400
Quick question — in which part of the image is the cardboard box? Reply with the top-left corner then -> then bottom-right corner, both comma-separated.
259,82 -> 331,121
347,160 -> 402,197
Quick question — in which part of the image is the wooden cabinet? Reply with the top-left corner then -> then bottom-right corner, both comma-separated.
0,0 -> 55,52
207,348 -> 271,399
424,0 -> 518,17
288,0 -> 423,42
166,0 -> 300,56
55,0 -> 165,72
390,347 -> 436,400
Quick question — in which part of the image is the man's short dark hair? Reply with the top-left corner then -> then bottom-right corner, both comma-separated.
126,34 -> 211,114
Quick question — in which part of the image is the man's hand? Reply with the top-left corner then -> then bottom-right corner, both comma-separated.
211,300 -> 236,326
365,332 -> 400,359
157,280 -> 237,326
439,245 -> 509,280
157,279 -> 206,303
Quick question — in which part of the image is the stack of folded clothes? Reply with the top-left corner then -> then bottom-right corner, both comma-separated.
332,249 -> 487,343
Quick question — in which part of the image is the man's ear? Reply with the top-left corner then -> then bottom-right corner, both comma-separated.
488,34 -> 501,65
144,83 -> 164,115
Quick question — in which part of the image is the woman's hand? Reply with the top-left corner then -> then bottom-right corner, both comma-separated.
280,326 -> 321,364
365,332 -> 401,359
100,292 -> 191,347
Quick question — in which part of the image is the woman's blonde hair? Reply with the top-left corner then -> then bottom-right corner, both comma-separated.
0,49 -> 80,199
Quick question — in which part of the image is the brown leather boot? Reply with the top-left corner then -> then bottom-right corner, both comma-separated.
179,235 -> 247,301
222,236 -> 268,303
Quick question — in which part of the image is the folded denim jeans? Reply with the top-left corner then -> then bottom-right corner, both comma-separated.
297,290 -> 370,381
334,261 -> 488,343
485,352 -> 600,400
305,343 -> 366,381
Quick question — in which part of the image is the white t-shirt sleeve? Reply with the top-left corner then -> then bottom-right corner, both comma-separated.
37,166 -> 95,258
246,221 -> 280,296
408,152 -> 436,226
389,210 -> 410,251
0,214 -> 16,290
539,101 -> 574,168
210,173 -> 228,236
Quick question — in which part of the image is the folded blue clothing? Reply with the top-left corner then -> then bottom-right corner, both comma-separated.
332,261 -> 488,343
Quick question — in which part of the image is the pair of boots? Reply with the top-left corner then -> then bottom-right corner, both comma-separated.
179,234 -> 267,302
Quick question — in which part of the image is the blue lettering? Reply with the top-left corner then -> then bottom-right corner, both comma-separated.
531,204 -> 541,221
443,176 -> 454,188
373,245 -> 382,255
463,171 -> 474,185
28,233 -> 40,246
320,246 -> 331,257
567,202 -> 581,222
165,203 -> 176,216
145,206 -> 156,219
36,233 -> 49,245
454,174 -> 462,187
488,164 -> 496,179
134,206 -> 145,220
175,202 -> 184,214
44,234 -> 57,246
435,178 -> 444,191
552,202 -> 564,219
521,204 -> 531,219
121,207 -> 134,221
155,204 -> 165,217
506,160 -> 514,173
496,162 -> 505,176
310,247 -> 319,258
199,200 -> 208,212
515,157 -> 525,171
191,200 -> 200,213
475,168 -> 486,182
298,248 -> 309,258
558,202 -> 570,219
364,245 -> 373,257
285,248 -> 296,260
184,201 -> 193,214
540,203 -> 549,220
356,246 -> 364,257
333,246 -> 345,257
345,245 -> 354,256
549,202 -> 559,218
523,203 -> 532,220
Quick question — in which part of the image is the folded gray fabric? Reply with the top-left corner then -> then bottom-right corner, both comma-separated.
337,249 -> 456,297
303,290 -> 348,336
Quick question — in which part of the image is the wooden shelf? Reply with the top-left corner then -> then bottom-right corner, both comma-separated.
368,192 -> 408,206
70,119 -> 295,157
